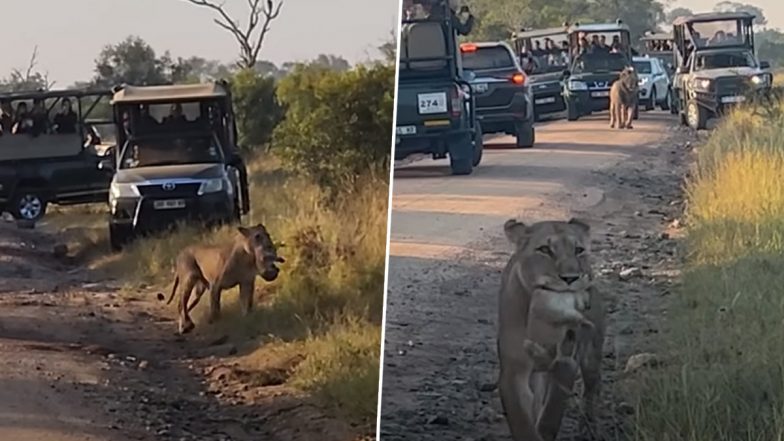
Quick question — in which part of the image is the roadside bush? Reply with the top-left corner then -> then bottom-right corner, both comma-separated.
630,99 -> 784,440
231,68 -> 284,149
272,62 -> 394,189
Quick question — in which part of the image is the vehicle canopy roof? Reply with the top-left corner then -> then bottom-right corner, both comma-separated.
514,26 -> 569,39
673,11 -> 754,26
567,21 -> 631,34
111,82 -> 229,105
0,87 -> 112,102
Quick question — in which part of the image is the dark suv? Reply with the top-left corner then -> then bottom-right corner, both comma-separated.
460,41 -> 535,148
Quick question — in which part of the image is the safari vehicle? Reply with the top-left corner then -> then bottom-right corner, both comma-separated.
671,12 -> 772,129
562,21 -> 637,121
396,0 -> 483,175
459,41 -> 535,148
633,56 -> 672,110
639,31 -> 675,74
103,81 -> 250,250
0,88 -> 115,222
511,26 -> 570,120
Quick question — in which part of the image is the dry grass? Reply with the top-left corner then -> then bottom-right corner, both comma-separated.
629,96 -> 784,440
47,155 -> 388,427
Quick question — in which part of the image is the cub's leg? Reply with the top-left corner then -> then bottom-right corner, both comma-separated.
535,330 -> 580,441
578,327 -> 604,432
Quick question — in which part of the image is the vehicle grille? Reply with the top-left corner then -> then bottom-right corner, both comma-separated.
589,81 -> 611,90
533,82 -> 561,95
137,183 -> 200,198
714,76 -> 748,95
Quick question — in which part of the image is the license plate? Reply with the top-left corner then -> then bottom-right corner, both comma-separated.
721,95 -> 745,103
396,125 -> 416,135
153,199 -> 185,210
535,97 -> 556,104
474,83 -> 488,93
591,91 -> 610,97
418,92 -> 448,114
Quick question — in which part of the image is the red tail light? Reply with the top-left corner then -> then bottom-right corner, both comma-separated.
511,72 -> 526,85
460,43 -> 478,53
451,86 -> 463,117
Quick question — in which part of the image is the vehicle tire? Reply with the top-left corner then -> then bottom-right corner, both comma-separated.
566,100 -> 579,121
109,224 -> 134,252
660,88 -> 671,111
472,122 -> 484,167
10,190 -> 47,222
449,133 -> 474,176
516,122 -> 535,148
686,100 -> 707,130
645,88 -> 656,111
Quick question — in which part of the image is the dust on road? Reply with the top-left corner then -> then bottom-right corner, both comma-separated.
380,113 -> 693,440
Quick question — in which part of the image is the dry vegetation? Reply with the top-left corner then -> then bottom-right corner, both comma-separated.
629,90 -> 784,440
48,155 -> 387,427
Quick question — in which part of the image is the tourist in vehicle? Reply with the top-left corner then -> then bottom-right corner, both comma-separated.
52,98 -> 78,134
11,102 -> 34,135
30,99 -> 50,136
597,35 -> 611,53
532,40 -> 545,57
709,30 -> 727,46
0,101 -> 13,136
163,103 -> 188,129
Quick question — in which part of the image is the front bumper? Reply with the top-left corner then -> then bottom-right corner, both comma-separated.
110,191 -> 235,234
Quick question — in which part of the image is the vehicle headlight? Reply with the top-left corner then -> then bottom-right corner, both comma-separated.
568,80 -> 588,91
750,74 -> 769,86
109,182 -> 139,200
198,178 -> 224,195
638,77 -> 650,85
692,78 -> 712,90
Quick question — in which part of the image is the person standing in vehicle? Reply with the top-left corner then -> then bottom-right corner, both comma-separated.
52,98 -> 78,134
424,0 -> 474,36
11,102 -> 34,135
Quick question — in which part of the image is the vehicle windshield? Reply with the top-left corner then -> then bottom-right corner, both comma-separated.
119,133 -> 223,169
572,52 -> 628,73
689,20 -> 747,49
633,60 -> 653,74
694,50 -> 756,70
462,46 -> 515,72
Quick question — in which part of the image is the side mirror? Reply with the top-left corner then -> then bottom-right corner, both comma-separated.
464,71 -> 477,82
760,60 -> 771,69
98,159 -> 115,172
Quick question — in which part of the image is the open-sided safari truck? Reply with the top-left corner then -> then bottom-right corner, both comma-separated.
396,0 -> 483,175
639,31 -> 675,75
511,26 -> 570,119
671,12 -> 773,129
562,21 -> 636,121
0,88 -> 115,222
103,81 -> 250,250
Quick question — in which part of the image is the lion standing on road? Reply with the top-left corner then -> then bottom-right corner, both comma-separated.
497,218 -> 605,441
609,66 -> 639,129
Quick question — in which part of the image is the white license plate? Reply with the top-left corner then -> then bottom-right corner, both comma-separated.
396,125 -> 416,135
535,97 -> 556,104
721,95 -> 745,103
153,199 -> 186,210
417,92 -> 448,114
591,90 -> 610,97
474,83 -> 488,93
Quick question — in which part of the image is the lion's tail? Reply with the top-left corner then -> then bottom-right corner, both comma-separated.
165,275 -> 179,305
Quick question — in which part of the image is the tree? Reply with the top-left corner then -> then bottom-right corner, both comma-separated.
664,7 -> 693,24
231,68 -> 283,149
272,63 -> 394,188
379,29 -> 397,64
714,1 -> 767,26
0,47 -> 54,93
183,0 -> 283,69
311,54 -> 351,71
94,36 -> 171,86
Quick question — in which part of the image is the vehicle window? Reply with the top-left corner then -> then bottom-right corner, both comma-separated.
572,52 -> 628,74
119,134 -> 222,169
633,60 -> 653,74
695,51 -> 756,70
462,46 -> 515,71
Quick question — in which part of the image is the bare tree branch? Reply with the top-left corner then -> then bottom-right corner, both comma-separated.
183,0 -> 283,69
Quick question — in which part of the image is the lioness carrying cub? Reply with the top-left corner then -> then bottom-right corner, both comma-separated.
609,66 -> 639,130
165,223 -> 285,334
498,218 -> 605,441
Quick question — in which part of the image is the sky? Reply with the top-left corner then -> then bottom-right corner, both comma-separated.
670,0 -> 783,29
0,0 -> 399,86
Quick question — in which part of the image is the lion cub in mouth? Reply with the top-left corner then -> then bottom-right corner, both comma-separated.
498,218 -> 605,441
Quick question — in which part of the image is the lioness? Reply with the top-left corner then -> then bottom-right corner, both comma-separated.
498,218 -> 605,441
166,224 -> 285,334
609,66 -> 639,129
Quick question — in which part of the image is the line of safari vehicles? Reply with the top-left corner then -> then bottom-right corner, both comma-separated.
395,1 -> 773,175
0,81 -> 252,250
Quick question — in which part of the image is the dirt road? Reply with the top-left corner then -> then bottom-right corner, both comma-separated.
0,224 -> 360,440
379,112 -> 691,440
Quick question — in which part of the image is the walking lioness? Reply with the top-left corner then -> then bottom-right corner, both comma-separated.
498,218 -> 605,441
166,224 -> 285,334
609,66 -> 639,129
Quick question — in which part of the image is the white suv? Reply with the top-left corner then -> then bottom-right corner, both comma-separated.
633,56 -> 671,111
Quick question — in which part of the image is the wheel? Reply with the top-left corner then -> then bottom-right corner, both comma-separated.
645,88 -> 656,111
472,122 -> 483,167
566,99 -> 579,121
516,122 -> 535,148
449,133 -> 474,175
660,88 -> 671,111
109,224 -> 134,252
10,190 -> 47,222
686,100 -> 707,130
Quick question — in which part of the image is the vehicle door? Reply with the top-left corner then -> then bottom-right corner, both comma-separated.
651,59 -> 668,95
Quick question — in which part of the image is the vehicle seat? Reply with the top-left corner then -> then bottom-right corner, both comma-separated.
401,22 -> 448,71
